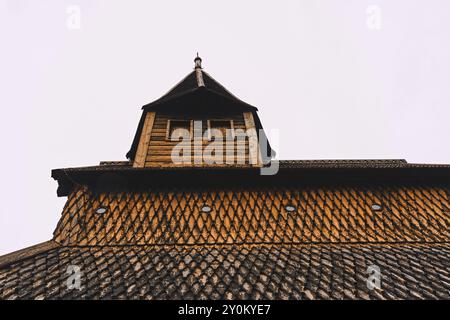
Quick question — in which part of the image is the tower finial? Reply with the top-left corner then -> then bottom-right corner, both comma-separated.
194,53 -> 202,69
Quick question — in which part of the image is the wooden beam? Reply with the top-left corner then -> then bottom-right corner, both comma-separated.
243,112 -> 262,167
195,68 -> 205,87
133,112 -> 156,168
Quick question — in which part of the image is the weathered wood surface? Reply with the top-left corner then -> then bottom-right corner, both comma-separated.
145,113 -> 253,167
0,241 -> 60,268
243,112 -> 262,166
133,112 -> 155,168
53,185 -> 450,246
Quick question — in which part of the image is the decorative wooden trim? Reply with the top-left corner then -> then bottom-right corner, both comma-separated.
133,112 -> 156,168
243,112 -> 262,167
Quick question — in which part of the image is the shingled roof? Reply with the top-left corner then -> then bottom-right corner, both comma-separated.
1,56 -> 449,300
143,55 -> 257,111
1,243 -> 448,299
1,166 -> 450,299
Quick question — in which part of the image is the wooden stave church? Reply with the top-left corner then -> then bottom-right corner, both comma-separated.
0,56 -> 449,300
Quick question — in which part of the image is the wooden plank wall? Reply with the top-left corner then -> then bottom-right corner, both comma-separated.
145,113 -> 251,167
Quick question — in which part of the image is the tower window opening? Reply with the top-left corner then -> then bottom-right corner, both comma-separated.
207,120 -> 234,140
166,120 -> 192,140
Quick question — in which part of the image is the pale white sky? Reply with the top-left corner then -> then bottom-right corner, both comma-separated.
1,0 -> 450,255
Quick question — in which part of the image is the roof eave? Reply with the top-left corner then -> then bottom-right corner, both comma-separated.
51,161 -> 450,197
142,87 -> 258,111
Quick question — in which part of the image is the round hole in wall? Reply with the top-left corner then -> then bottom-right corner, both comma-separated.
201,205 -> 212,213
285,205 -> 296,212
371,204 -> 382,211
96,207 -> 108,214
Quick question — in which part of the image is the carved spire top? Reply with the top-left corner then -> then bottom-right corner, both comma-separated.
194,53 -> 205,87
194,53 -> 202,69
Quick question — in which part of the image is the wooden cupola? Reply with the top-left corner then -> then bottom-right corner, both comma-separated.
127,55 -> 274,168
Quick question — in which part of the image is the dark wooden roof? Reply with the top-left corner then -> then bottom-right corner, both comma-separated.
51,159 -> 450,197
1,243 -> 448,299
1,182 -> 449,299
143,69 -> 257,111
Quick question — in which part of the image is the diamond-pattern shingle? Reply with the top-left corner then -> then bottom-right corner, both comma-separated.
1,244 -> 448,300
53,185 -> 449,246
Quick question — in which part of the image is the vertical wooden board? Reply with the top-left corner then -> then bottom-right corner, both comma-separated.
243,112 -> 262,166
133,112 -> 156,168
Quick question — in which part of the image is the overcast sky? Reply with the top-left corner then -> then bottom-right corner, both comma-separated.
1,0 -> 450,255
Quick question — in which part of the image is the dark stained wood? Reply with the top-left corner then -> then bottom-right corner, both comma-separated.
0,241 -> 60,268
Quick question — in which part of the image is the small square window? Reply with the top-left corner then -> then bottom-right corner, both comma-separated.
166,120 -> 192,140
207,120 -> 234,140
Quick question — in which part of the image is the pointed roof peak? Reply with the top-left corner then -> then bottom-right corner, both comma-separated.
142,56 -> 257,111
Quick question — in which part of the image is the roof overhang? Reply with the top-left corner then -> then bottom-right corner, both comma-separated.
143,86 -> 258,112
52,160 -> 450,197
